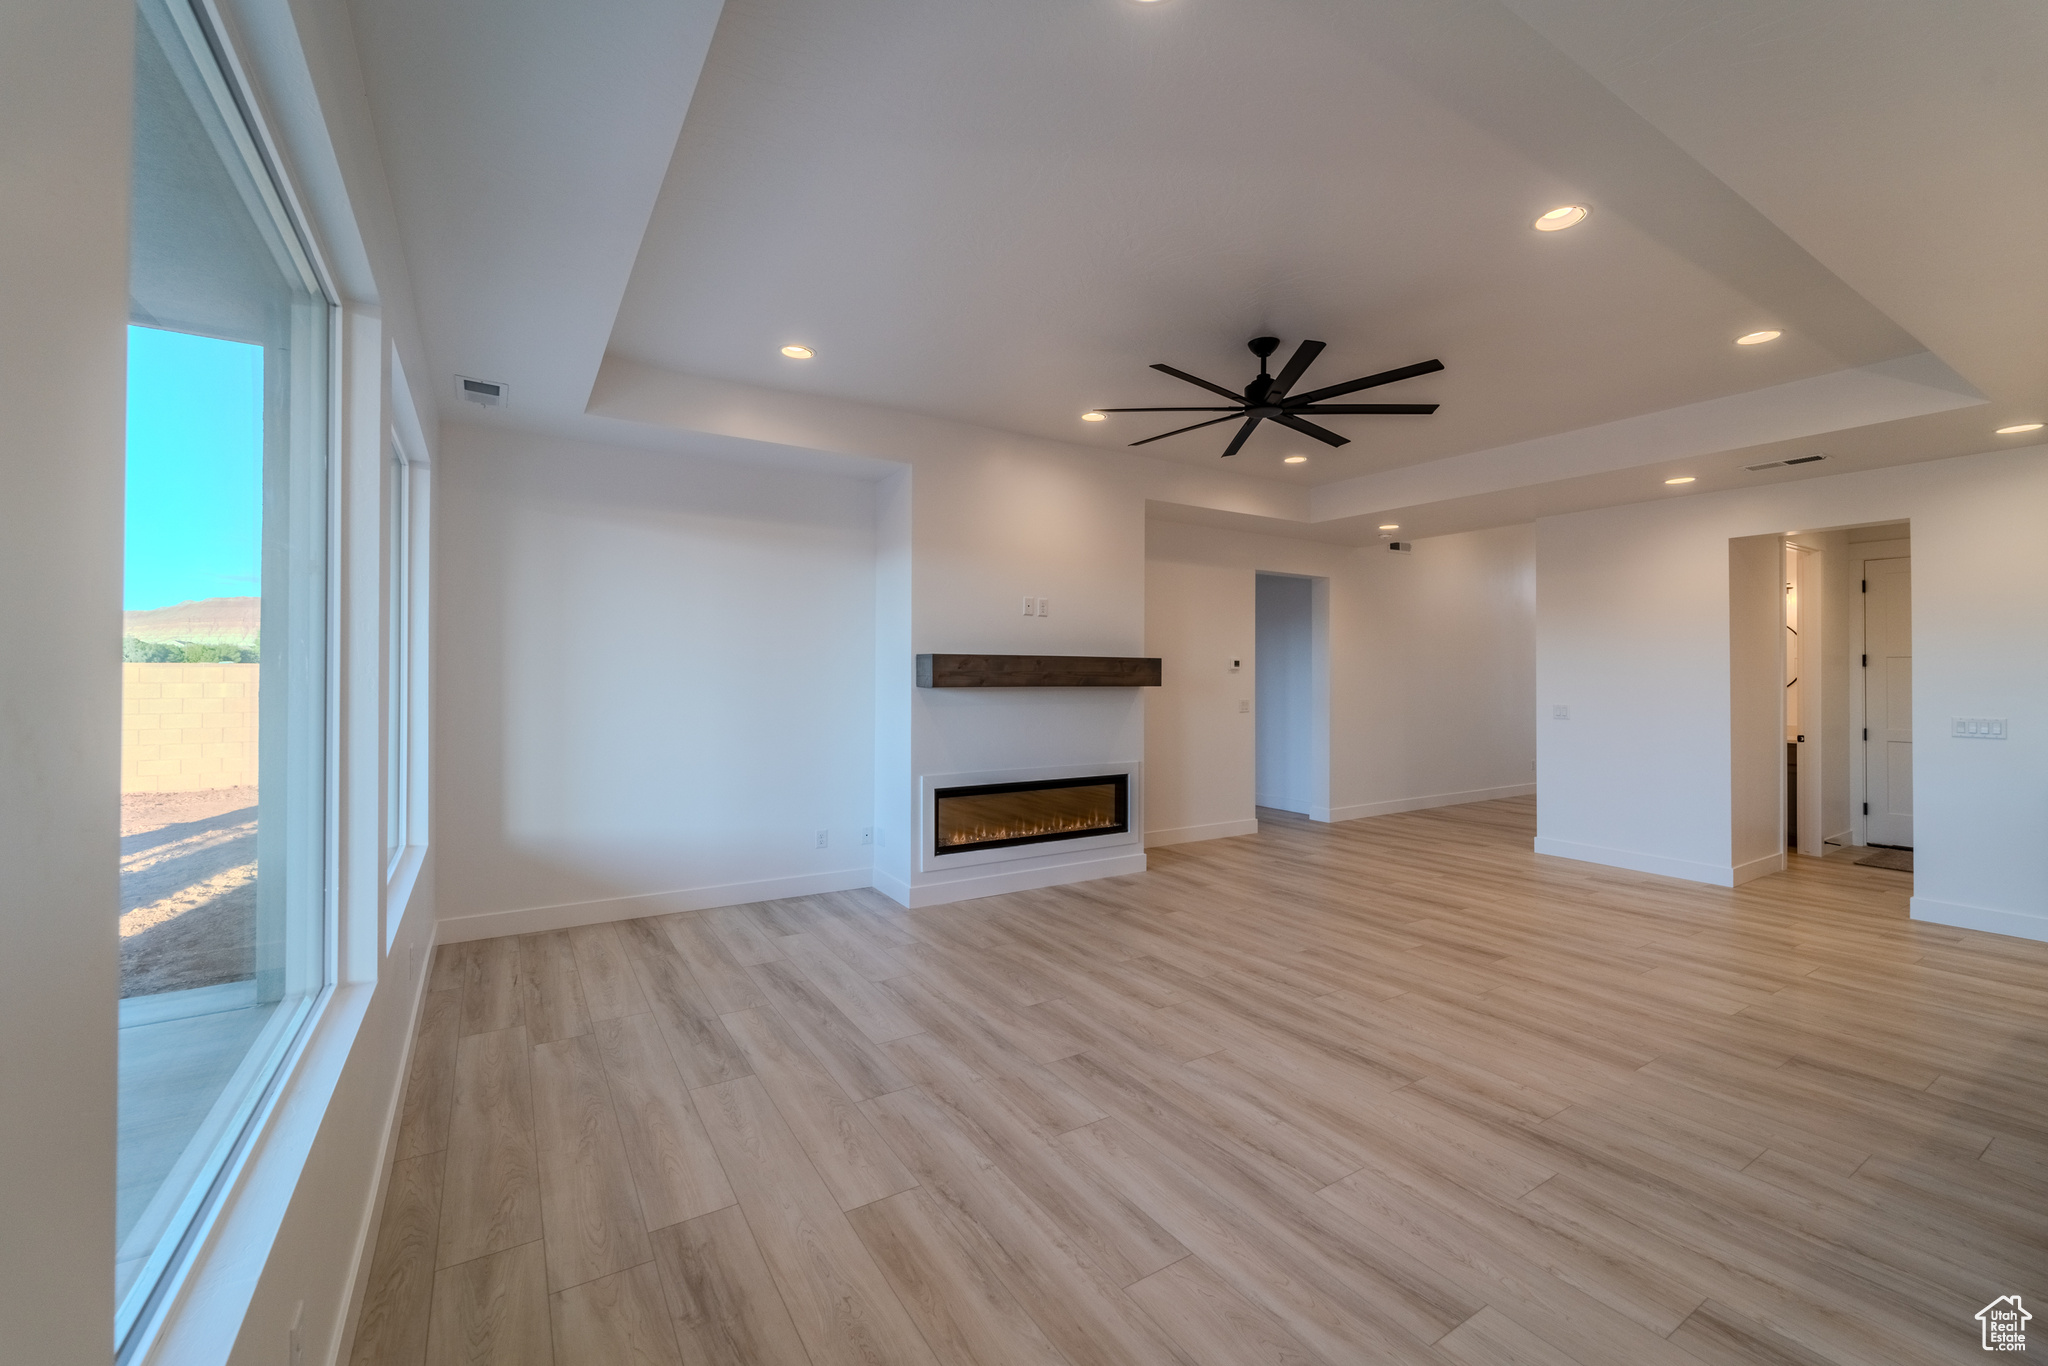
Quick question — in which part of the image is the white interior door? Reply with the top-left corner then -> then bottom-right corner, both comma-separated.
1864,556 -> 1913,846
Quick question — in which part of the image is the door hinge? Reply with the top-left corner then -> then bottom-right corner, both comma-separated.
1861,654 -> 1867,667
1863,727 -> 1869,741
1863,802 -> 1870,815
1861,579 -> 1867,592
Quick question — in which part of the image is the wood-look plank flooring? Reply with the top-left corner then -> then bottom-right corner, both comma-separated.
351,798 -> 2048,1366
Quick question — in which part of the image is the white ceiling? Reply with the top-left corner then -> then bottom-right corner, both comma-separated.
347,0 -> 2046,522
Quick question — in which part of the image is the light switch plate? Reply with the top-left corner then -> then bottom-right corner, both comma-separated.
1552,705 -> 1570,720
1951,717 -> 2007,739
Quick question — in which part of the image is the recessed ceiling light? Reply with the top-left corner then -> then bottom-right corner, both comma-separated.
1378,524 -> 1399,530
1735,330 -> 1781,346
1283,454 -> 1308,464
1081,410 -> 1107,422
1533,204 -> 1589,231
780,344 -> 815,359
1665,476 -> 1696,484
1996,422 -> 2043,435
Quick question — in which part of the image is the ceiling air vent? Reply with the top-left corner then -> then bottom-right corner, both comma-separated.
1745,453 -> 1827,472
457,375 -> 507,408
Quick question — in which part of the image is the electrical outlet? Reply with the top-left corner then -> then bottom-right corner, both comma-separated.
815,829 -> 829,849
1552,705 -> 1570,720
861,827 -> 873,846
1022,596 -> 1035,616
1238,699 -> 1250,713
1037,597 -> 1050,616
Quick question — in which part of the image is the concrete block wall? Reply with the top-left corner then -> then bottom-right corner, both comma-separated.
121,662 -> 259,792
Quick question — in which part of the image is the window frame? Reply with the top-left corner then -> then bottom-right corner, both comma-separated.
385,436 -> 411,882
116,0 -> 343,1356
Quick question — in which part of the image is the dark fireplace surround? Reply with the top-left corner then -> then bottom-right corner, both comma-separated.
932,773 -> 1130,857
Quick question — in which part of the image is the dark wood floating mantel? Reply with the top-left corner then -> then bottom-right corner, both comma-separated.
917,654 -> 1163,688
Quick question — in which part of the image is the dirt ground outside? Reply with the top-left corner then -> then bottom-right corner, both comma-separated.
121,786 -> 256,998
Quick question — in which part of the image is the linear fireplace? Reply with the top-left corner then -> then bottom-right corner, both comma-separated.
934,773 -> 1129,856
917,765 -> 1146,880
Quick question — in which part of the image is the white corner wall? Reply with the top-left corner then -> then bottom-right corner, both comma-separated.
1728,533 -> 1787,883
1144,519 -> 1537,841
1143,556 -> 1258,846
434,424 -> 880,938
0,2 -> 129,1359
1536,445 -> 2048,939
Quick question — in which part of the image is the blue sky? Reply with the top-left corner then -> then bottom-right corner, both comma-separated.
125,325 -> 265,611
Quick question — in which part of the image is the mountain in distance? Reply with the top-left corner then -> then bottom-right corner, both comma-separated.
125,596 -> 260,649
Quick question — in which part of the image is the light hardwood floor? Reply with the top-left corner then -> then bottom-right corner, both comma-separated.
349,798 -> 2048,1366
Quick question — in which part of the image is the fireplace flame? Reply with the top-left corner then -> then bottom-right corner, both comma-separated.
938,812 -> 1116,847
934,778 -> 1124,851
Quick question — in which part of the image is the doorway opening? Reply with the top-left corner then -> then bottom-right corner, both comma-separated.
1731,521 -> 1909,885
1851,525 -> 1913,850
1254,572 -> 1328,818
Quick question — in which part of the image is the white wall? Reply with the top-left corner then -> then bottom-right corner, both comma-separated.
434,423 -> 879,937
1256,574 -> 1317,813
0,2 -> 129,1359
1536,446 -> 2048,940
1144,518 -> 1537,838
1728,533 -> 1786,880
897,444 -> 1150,905
872,469 -> 915,892
585,356 -> 1327,907
1142,556 -> 1257,846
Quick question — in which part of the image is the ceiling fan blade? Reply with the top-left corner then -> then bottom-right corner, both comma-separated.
1292,403 -> 1440,414
1093,406 -> 1246,413
1266,339 -> 1325,400
1220,416 -> 1263,457
1288,358 -> 1444,406
1269,413 -> 1350,447
1151,363 -> 1250,403
1128,414 -> 1245,446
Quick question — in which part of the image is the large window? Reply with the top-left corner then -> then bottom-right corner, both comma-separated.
120,0 -> 332,1347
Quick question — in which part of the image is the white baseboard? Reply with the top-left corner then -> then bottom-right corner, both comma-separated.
1911,895 -> 2048,944
1145,818 -> 1259,848
884,851 -> 1149,909
1328,782 -> 1536,823
1533,836 -> 1746,888
870,867 -> 911,906
435,867 -> 875,943
330,934 -> 439,1366
1731,851 -> 1785,886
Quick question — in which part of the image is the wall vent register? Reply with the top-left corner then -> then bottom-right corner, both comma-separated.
934,774 -> 1128,856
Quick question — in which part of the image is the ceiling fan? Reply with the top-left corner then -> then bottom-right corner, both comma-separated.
1095,336 -> 1443,457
